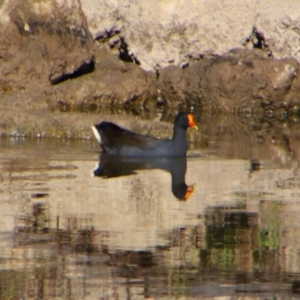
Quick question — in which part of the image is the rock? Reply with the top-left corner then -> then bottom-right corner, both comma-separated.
0,0 -> 94,92
79,0 -> 122,40
255,0 -> 300,63
46,45 -> 157,111
81,0 -> 300,74
81,0 -> 255,72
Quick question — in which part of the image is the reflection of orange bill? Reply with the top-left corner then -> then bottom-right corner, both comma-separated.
184,184 -> 195,200
187,114 -> 198,130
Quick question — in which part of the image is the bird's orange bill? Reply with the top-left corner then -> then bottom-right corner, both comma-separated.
187,114 -> 198,130
184,184 -> 195,201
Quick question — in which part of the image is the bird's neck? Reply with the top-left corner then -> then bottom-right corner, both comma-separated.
172,126 -> 187,142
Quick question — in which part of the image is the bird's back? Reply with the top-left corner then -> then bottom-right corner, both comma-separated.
93,120 -> 189,157
96,122 -> 163,156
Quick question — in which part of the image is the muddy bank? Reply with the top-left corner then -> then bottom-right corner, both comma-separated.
0,107 -> 201,142
2,42 -> 300,115
1,0 -> 300,138
2,45 -> 300,140
46,47 -> 300,115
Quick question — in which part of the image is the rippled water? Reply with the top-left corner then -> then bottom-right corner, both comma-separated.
1,115 -> 300,299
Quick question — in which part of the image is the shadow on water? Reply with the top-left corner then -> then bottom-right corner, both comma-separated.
93,154 -> 195,201
2,113 -> 300,298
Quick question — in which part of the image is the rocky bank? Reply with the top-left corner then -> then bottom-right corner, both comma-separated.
1,0 -> 300,138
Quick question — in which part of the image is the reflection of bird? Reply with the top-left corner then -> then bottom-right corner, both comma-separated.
93,155 -> 195,201
92,112 -> 197,157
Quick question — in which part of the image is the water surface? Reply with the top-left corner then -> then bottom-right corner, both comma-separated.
1,115 -> 300,299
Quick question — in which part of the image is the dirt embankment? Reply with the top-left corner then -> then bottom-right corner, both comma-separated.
1,0 -> 300,139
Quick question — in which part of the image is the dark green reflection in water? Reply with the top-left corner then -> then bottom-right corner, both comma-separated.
200,208 -> 258,276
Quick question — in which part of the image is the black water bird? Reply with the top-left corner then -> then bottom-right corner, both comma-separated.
92,112 -> 197,157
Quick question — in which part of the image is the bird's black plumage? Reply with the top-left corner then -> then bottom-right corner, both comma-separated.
92,112 -> 197,157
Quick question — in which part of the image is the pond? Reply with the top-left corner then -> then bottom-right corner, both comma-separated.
1,113 -> 300,299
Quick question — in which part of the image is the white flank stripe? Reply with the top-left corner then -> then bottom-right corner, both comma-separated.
91,126 -> 102,144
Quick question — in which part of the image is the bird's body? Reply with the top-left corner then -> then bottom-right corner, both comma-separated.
92,112 -> 197,157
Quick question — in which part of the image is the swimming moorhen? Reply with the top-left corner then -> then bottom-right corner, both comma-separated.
92,112 -> 198,157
